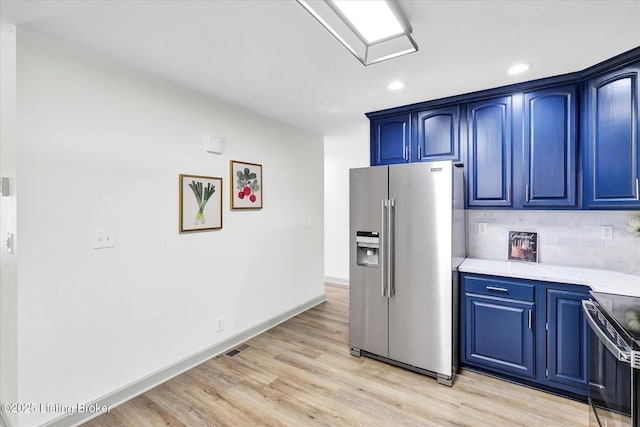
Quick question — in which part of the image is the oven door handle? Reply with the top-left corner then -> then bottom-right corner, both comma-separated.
582,300 -> 631,364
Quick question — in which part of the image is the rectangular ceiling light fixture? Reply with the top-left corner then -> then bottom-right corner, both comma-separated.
297,0 -> 418,66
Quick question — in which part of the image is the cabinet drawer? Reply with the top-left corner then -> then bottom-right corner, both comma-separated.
463,275 -> 535,302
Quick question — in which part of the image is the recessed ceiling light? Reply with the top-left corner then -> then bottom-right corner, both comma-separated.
388,81 -> 405,90
507,63 -> 531,75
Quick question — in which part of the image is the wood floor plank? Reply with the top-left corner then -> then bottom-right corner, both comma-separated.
109,393 -> 187,426
84,284 -> 589,427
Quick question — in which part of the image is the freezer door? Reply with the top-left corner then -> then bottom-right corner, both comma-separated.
349,166 -> 389,357
388,161 -> 453,376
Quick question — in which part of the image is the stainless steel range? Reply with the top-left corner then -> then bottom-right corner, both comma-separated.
583,291 -> 640,427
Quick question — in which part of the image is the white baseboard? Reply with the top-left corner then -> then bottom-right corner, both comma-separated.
324,276 -> 349,286
43,294 -> 327,427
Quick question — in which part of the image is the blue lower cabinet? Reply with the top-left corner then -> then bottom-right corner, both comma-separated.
463,294 -> 535,379
545,288 -> 590,395
461,274 -> 590,398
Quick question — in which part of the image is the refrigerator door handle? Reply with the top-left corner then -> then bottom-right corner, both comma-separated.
387,198 -> 395,297
381,199 -> 388,297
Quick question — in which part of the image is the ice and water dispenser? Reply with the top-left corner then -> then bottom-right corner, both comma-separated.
356,231 -> 380,267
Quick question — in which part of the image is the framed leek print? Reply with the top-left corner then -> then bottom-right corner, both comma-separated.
179,174 -> 222,232
231,160 -> 262,209
508,231 -> 538,262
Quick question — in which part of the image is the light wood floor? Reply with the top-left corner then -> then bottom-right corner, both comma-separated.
84,284 -> 588,426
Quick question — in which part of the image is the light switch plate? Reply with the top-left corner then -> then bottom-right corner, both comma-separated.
92,229 -> 115,249
0,177 -> 9,196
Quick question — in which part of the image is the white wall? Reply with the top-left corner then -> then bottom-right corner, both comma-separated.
12,29 -> 324,426
468,210 -> 640,275
0,20 -> 18,427
323,122 -> 369,284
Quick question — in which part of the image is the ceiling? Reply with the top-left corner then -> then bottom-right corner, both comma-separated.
1,0 -> 639,135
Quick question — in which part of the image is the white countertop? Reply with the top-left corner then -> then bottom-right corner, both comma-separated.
459,258 -> 640,297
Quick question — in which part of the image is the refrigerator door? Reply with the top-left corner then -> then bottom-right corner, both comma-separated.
350,166 -> 389,358
388,161 -> 453,376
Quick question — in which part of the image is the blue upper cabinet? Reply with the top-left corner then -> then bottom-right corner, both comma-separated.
414,105 -> 461,162
467,96 -> 513,207
520,85 -> 578,208
366,49 -> 640,210
371,115 -> 411,165
583,64 -> 640,208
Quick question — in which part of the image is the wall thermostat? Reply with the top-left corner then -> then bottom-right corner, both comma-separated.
204,135 -> 224,154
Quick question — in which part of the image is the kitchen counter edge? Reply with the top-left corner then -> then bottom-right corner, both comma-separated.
459,258 -> 640,297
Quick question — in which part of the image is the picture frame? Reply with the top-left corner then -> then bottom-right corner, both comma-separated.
508,231 -> 538,263
179,174 -> 223,232
230,160 -> 263,209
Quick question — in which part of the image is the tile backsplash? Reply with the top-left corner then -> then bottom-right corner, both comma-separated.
467,210 -> 640,275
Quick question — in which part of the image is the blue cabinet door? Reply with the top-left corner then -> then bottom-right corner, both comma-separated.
584,64 -> 640,208
463,293 -> 535,379
467,96 -> 512,207
414,105 -> 461,162
546,289 -> 589,395
522,86 -> 578,208
371,115 -> 411,165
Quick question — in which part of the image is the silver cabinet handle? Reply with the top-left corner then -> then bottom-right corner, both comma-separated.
528,309 -> 533,330
486,286 -> 508,292
387,199 -> 395,297
636,178 -> 639,201
582,300 -> 631,364
506,185 -> 510,203
381,199 -> 388,297
525,184 -> 530,203
404,146 -> 409,161
417,144 -> 422,160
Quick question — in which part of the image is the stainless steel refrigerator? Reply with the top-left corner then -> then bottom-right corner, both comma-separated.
349,160 -> 465,386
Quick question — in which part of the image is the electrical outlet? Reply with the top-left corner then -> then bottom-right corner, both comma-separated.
92,229 -> 115,249
600,226 -> 613,240
216,316 -> 224,332
477,222 -> 488,235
